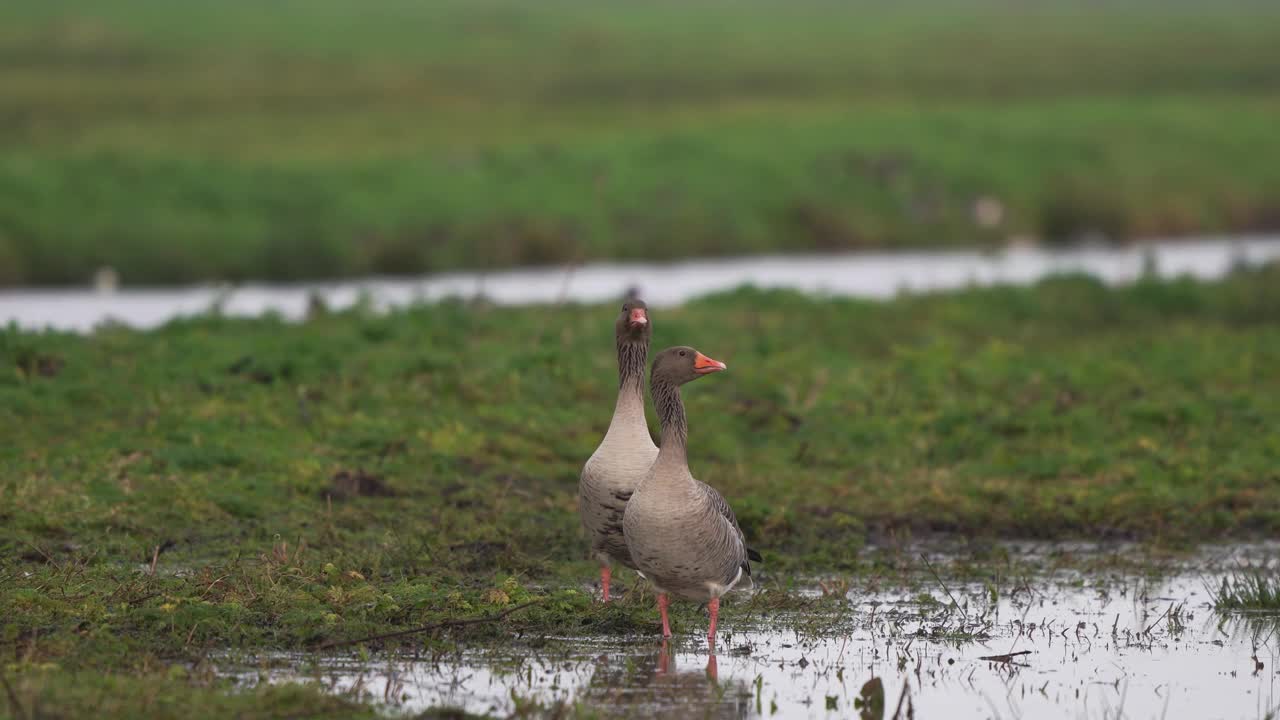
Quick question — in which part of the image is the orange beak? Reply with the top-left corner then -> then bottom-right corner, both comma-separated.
629,308 -> 648,327
693,352 -> 727,374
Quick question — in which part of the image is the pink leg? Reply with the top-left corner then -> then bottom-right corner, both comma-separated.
658,593 -> 672,638
707,596 -> 720,647
600,566 -> 612,603
705,653 -> 718,681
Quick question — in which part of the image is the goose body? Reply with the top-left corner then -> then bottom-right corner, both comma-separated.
625,459 -> 754,602
578,301 -> 655,600
579,387 -> 657,569
623,346 -> 759,644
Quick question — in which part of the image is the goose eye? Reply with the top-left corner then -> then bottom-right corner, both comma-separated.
679,351 -> 686,357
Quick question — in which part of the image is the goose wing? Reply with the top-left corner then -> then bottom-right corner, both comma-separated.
697,480 -> 764,568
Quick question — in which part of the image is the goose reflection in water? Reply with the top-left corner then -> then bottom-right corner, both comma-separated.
581,640 -> 751,718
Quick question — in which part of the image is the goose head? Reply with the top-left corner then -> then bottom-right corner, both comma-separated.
616,299 -> 652,343
651,346 -> 727,386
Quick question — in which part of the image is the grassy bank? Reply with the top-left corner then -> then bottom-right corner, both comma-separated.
3,0 -> 1280,284
3,267 -> 1280,715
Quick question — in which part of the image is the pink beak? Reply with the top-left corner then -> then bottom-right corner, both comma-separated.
629,308 -> 648,326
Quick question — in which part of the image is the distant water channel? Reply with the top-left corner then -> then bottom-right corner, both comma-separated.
3,235 -> 1278,332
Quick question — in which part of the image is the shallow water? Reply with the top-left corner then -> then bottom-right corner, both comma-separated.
4,235 -> 1279,332
220,546 -> 1280,719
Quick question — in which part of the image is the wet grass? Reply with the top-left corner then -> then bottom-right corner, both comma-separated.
1213,571 -> 1280,611
2,266 -> 1280,716
201,567 -> 1275,718
3,0 -> 1280,284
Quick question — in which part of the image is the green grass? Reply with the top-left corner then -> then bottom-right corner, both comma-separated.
2,0 -> 1280,284
2,266 -> 1280,716
0,671 -> 377,720
1214,571 -> 1280,611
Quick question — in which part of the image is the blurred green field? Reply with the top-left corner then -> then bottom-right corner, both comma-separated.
2,0 -> 1280,285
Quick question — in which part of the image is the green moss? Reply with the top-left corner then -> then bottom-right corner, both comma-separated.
0,669 -> 378,720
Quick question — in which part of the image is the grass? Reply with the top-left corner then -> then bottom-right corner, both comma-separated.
0,671 -> 377,720
2,266 -> 1280,716
1213,571 -> 1280,611
2,0 -> 1280,284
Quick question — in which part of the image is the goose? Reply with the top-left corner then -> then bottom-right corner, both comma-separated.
579,300 -> 657,601
623,346 -> 761,646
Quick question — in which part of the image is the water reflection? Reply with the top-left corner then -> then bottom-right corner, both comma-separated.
222,552 -> 1280,719
580,641 -> 749,718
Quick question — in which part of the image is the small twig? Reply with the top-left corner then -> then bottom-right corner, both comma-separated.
21,540 -> 57,569
532,259 -> 582,344
890,678 -> 910,720
20,629 -> 36,664
1144,604 -> 1173,635
554,260 -> 579,307
920,553 -> 967,623
314,600 -> 544,651
148,545 -> 161,576
185,620 -> 203,648
979,650 -> 1032,663
0,667 -> 28,720
199,575 -> 230,599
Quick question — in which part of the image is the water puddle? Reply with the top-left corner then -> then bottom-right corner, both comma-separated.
217,547 -> 1280,719
4,235 -> 1279,332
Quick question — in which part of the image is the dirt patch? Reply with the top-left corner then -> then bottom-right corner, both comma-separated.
788,202 -> 865,251
15,350 -> 64,378
326,469 -> 396,500
227,355 -> 276,384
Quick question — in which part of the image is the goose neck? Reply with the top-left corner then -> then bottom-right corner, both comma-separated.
651,376 -> 689,464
